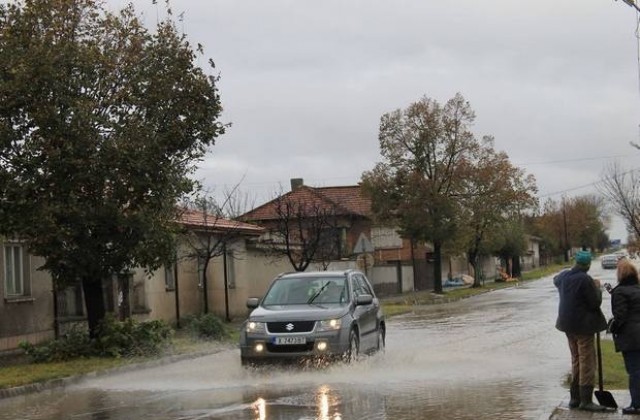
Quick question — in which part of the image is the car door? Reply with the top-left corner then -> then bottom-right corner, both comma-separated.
351,273 -> 378,351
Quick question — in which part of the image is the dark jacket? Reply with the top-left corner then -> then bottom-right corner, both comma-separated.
611,276 -> 640,352
554,266 -> 607,335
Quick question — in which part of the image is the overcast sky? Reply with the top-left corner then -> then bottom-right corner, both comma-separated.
110,0 -> 640,240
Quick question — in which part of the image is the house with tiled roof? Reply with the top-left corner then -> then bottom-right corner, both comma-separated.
240,178 -> 439,294
179,208 -> 265,235
241,179 -> 372,260
0,210 -> 291,353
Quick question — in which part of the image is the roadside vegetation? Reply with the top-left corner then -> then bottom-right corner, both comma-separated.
0,314 -> 236,390
600,339 -> 626,389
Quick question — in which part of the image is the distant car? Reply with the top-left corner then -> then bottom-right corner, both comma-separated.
443,277 -> 468,288
615,251 -> 627,261
239,269 -> 385,366
601,254 -> 618,269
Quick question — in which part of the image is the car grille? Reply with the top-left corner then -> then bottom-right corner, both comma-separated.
266,342 -> 315,353
267,321 -> 315,333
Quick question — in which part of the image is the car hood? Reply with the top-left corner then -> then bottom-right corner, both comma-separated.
249,304 -> 349,322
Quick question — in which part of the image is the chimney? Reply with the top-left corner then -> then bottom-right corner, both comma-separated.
290,178 -> 304,191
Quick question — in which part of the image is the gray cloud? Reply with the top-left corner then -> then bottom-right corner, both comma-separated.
108,0 -> 640,239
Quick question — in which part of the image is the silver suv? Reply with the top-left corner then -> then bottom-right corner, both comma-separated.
601,254 -> 618,269
239,270 -> 385,366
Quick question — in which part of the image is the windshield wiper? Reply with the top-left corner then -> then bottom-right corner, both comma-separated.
307,283 -> 329,304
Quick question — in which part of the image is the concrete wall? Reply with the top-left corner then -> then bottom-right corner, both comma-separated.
309,259 -> 415,296
522,237 -> 541,271
207,244 -> 291,321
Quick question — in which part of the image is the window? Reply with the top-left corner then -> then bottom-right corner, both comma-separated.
4,244 -> 28,297
57,284 -> 84,317
352,274 -> 373,297
165,265 -> 176,291
318,227 -> 344,259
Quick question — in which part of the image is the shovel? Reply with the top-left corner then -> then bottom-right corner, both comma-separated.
594,332 -> 618,409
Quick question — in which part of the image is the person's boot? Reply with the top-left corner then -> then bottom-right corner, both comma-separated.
568,382 -> 580,409
579,386 -> 608,412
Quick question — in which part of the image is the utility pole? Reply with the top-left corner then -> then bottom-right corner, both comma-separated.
563,206 -> 570,262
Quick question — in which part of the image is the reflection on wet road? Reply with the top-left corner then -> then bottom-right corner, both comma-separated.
0,267 -> 620,419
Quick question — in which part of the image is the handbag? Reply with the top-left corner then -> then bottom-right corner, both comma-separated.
607,317 -> 620,334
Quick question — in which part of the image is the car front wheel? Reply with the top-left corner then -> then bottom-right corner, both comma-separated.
343,329 -> 359,363
377,326 -> 385,352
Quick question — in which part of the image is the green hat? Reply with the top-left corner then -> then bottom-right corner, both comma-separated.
575,250 -> 592,265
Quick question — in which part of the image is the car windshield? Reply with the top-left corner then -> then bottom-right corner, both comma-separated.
262,277 -> 347,306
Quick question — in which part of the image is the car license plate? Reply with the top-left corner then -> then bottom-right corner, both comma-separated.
274,336 -> 306,345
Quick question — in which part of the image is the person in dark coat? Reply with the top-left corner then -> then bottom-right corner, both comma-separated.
609,258 -> 640,415
554,250 -> 608,412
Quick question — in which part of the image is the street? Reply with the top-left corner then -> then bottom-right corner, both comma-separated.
0,265 -> 622,419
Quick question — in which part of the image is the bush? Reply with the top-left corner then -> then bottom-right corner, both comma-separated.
20,325 -> 94,363
95,314 -> 173,358
182,313 -> 229,340
20,315 -> 173,362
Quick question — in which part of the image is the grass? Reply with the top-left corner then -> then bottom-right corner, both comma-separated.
0,357 -> 133,389
0,327 -> 239,390
600,338 -> 627,389
561,338 -> 627,390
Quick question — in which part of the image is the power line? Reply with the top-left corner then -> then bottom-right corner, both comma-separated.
539,167 -> 640,198
514,154 -> 631,167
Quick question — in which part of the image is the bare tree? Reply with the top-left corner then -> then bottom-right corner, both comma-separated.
266,192 -> 340,272
599,162 -> 640,239
181,184 -> 256,318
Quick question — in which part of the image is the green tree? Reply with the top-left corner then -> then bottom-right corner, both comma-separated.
526,195 -> 608,263
491,219 -> 528,277
565,195 -> 607,251
456,137 -> 537,286
362,93 -> 478,293
0,0 -> 225,337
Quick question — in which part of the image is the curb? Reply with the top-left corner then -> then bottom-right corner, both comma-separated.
549,391 -> 630,419
0,344 -> 234,401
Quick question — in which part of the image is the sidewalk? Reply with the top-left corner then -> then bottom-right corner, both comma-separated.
549,391 -> 632,419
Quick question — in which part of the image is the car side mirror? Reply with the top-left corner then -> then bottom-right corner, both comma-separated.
246,297 -> 260,309
355,294 -> 373,306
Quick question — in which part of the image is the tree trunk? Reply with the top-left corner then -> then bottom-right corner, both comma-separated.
202,257 -> 209,314
223,248 -> 230,322
512,256 -> 522,278
470,253 -> 481,288
82,276 -> 106,339
433,241 -> 443,294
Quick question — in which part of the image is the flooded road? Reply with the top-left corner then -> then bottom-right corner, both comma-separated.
0,267 -> 620,419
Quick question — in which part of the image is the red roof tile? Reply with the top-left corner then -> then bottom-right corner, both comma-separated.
241,185 -> 371,221
178,208 -> 264,235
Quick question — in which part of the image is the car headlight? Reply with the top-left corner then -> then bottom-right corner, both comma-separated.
317,318 -> 342,331
245,321 -> 266,333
